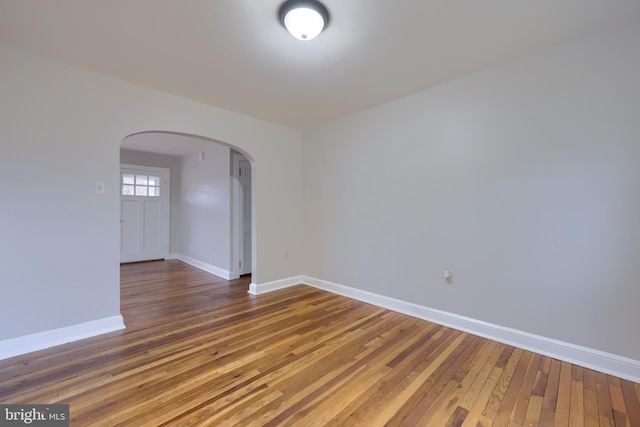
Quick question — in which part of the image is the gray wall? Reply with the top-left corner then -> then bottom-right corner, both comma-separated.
303,19 -> 640,360
174,144 -> 231,271
0,43 -> 303,341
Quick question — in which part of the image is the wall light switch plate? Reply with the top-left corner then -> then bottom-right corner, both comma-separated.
95,182 -> 105,194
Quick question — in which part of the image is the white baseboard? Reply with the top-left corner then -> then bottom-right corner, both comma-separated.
168,253 -> 234,280
248,276 -> 304,295
0,315 -> 125,361
258,275 -> 640,383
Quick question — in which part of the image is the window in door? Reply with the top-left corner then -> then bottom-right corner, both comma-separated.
122,173 -> 161,197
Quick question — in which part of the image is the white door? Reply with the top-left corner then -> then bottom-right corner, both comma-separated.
239,159 -> 252,275
120,165 -> 170,263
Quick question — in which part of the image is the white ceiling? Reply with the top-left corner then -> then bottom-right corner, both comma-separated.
1,0 -> 639,131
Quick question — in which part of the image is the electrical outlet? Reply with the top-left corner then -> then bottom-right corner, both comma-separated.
443,269 -> 453,285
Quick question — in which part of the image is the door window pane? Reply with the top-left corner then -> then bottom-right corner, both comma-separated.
122,172 -> 161,197
122,185 -> 134,195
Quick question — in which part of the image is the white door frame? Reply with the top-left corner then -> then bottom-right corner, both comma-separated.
120,163 -> 170,263
232,153 -> 252,278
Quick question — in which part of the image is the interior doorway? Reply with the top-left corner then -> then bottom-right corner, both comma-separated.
120,131 -> 255,281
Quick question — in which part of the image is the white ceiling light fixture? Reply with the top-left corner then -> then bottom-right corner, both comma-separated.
279,0 -> 329,41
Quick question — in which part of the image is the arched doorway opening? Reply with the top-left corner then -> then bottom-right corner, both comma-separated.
119,131 -> 255,282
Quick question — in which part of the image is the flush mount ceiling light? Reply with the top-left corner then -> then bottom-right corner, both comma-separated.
279,0 -> 329,41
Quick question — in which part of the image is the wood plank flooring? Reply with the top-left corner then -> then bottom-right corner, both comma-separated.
1,260 -> 639,426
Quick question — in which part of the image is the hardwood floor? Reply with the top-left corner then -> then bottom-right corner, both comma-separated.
1,260 -> 639,426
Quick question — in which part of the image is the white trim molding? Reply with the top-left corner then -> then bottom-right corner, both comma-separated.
253,275 -> 640,383
167,253 -> 235,280
0,315 -> 125,361
248,276 -> 304,295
